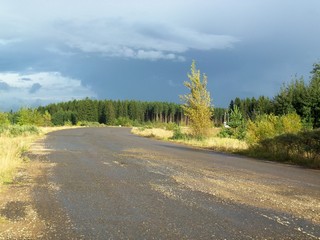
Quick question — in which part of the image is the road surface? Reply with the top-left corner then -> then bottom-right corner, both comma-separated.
29,127 -> 320,239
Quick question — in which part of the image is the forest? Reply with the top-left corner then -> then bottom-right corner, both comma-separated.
0,99 -> 226,127
0,62 -> 319,169
0,62 -> 318,129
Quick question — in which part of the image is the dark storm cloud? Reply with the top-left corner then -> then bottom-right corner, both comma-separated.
29,83 -> 42,94
0,0 -> 319,110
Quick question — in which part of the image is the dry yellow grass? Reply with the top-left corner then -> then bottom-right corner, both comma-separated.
0,135 -> 37,184
131,127 -> 173,139
131,127 -> 248,153
0,126 -> 78,185
173,137 -> 248,152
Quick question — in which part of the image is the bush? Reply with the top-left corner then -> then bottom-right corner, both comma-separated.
247,129 -> 320,168
218,106 -> 246,140
171,126 -> 187,140
246,114 -> 278,143
0,112 -> 10,125
246,113 -> 302,144
114,117 -> 135,127
280,112 -> 302,134
77,121 -> 103,127
0,125 -> 40,137
218,128 -> 233,138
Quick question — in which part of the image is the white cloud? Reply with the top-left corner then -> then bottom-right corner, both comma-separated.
0,71 -> 96,111
0,38 -> 21,46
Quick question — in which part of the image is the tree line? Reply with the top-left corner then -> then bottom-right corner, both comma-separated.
38,99 -> 187,126
0,99 -> 226,127
228,62 -> 320,129
1,62 -> 318,129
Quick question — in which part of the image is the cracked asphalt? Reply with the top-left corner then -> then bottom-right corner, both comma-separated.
27,127 -> 320,239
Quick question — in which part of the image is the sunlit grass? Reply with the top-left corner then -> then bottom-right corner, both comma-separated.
0,126 -> 78,185
131,127 -> 173,139
0,135 -> 37,184
173,137 -> 248,152
132,126 -> 248,153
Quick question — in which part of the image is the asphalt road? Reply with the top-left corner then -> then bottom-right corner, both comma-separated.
31,127 -> 320,239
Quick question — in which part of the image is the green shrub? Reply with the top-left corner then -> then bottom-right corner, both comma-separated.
218,106 -> 246,140
114,117 -> 134,127
77,121 -> 103,127
0,112 -> 10,125
0,125 -> 7,135
247,129 -> 320,168
171,126 -> 187,140
218,128 -> 233,138
280,113 -> 302,134
0,125 -> 40,137
164,122 -> 179,131
246,113 -> 302,144
246,114 -> 278,143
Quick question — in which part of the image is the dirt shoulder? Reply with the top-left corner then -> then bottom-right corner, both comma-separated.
0,139 -> 78,240
0,159 -> 48,239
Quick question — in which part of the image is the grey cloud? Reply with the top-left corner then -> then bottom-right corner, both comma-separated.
0,0 -> 319,110
0,81 -> 10,91
55,18 -> 238,61
29,83 -> 42,94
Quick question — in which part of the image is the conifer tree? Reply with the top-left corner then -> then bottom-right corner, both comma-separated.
310,62 -> 320,128
43,110 -> 52,127
180,60 -> 213,137
105,101 -> 116,125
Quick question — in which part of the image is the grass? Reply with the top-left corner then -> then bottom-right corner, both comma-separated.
0,135 -> 38,184
132,125 -> 319,169
131,127 -> 173,139
173,137 -> 248,152
0,126 -> 78,185
132,126 -> 248,153
244,129 -> 320,169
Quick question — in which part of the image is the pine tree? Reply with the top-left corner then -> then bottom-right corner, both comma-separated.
180,60 -> 213,138
43,110 -> 52,127
105,101 -> 116,125
310,62 -> 320,128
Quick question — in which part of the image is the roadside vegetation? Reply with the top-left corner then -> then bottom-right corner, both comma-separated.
0,119 -> 75,186
0,125 -> 41,185
0,61 -> 319,172
180,60 -> 212,138
132,62 -> 320,169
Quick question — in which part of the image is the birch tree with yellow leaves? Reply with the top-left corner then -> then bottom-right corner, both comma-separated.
180,60 -> 213,138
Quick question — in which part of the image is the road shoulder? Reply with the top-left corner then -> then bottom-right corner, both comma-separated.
0,140 -> 79,239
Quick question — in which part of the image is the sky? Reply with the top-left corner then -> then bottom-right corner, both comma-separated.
0,0 -> 319,111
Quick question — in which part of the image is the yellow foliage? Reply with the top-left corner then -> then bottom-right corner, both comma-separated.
246,113 -> 302,144
180,61 -> 212,137
281,112 -> 302,134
